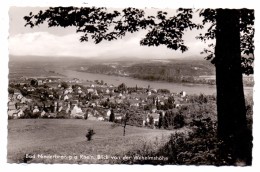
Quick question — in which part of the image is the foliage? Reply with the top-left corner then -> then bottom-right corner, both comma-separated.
197,9 -> 254,75
30,79 -> 38,87
61,82 -> 69,89
158,112 -> 163,129
8,88 -> 15,94
148,116 -> 154,127
19,109 -> 41,119
162,110 -> 185,129
118,83 -> 127,93
188,93 -> 216,104
126,113 -> 144,127
120,115 -> 251,165
173,114 -> 185,129
157,89 -> 170,94
19,88 -> 29,97
86,128 -> 96,141
56,110 -> 70,119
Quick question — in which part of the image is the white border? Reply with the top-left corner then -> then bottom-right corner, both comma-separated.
1,1 -> 259,172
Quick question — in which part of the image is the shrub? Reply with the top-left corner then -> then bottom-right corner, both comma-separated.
61,82 -> 69,89
173,114 -> 185,129
86,128 -> 96,141
56,110 -> 70,119
30,112 -> 41,118
120,117 -> 244,165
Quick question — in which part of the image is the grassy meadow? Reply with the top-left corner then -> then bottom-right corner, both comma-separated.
7,119 -> 183,164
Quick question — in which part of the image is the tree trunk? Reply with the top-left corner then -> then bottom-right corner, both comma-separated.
123,123 -> 126,136
215,9 -> 252,165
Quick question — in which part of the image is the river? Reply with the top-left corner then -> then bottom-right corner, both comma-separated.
61,70 -> 253,96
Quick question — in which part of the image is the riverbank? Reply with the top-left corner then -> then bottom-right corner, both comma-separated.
55,69 -> 253,96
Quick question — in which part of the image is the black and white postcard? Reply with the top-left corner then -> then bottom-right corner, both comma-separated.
1,0 -> 259,172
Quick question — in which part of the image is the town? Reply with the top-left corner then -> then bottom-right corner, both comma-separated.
7,76 -> 190,129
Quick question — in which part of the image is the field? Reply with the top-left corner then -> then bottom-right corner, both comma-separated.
7,119 -> 180,164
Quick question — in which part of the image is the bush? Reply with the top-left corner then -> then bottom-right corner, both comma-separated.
86,128 -> 96,141
173,114 -> 185,129
119,116 -> 248,165
61,82 -> 69,89
30,112 -> 41,118
56,110 -> 70,119
127,113 -> 144,127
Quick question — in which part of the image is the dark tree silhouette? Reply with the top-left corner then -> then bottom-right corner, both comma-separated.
109,109 -> 115,122
30,79 -> 38,87
24,7 -> 254,165
117,83 -> 127,93
60,81 -> 69,89
158,112 -> 163,129
122,111 -> 130,136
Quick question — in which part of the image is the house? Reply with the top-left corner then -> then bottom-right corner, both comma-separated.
115,99 -> 123,104
16,93 -> 23,100
8,109 -> 24,119
41,110 -> 47,117
151,105 -> 157,113
106,109 -> 111,118
180,91 -> 186,98
48,113 -> 56,118
115,113 -> 123,120
33,106 -> 40,114
64,89 -> 69,95
38,80 -> 43,85
129,99 -> 140,107
20,97 -> 32,103
160,101 -> 165,106
8,110 -> 17,118
93,90 -> 99,96
64,95 -> 69,101
90,102 -> 97,107
16,109 -> 24,118
70,105 -> 84,118
151,89 -> 157,93
58,106 -> 63,112
68,86 -> 73,93
15,102 -> 23,110
8,101 -> 16,111
97,116 -> 104,121
147,112 -> 160,125
87,88 -> 95,93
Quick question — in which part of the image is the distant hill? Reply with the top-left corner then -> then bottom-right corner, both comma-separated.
74,58 -> 215,83
9,55 -> 215,83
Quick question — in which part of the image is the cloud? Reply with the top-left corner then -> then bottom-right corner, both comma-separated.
9,31 -> 206,59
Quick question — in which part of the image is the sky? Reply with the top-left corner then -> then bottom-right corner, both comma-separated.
8,6 -> 211,60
